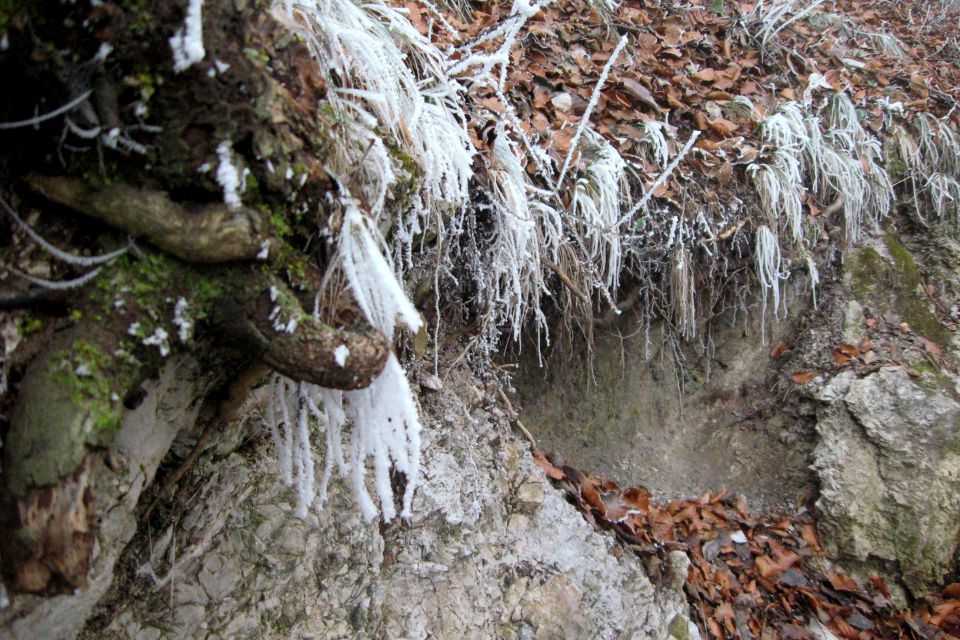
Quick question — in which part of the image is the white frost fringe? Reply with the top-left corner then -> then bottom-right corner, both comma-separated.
570,131 -> 627,292
265,191 -> 425,522
485,127 -> 550,341
267,350 -> 421,522
755,224 -> 786,342
266,346 -> 424,525
170,0 -> 206,72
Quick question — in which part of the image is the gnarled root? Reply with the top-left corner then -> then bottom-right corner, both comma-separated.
2,258 -> 389,596
26,174 -> 279,263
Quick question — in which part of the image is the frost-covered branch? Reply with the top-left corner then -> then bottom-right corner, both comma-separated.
613,130 -> 700,230
556,34 -> 628,191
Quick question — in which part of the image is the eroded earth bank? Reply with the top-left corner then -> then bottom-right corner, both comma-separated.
1,0 -> 960,638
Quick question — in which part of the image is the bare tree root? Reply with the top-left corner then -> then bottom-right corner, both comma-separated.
216,268 -> 390,390
25,174 -> 279,263
2,256 -> 389,594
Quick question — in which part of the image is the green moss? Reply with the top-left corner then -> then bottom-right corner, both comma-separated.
847,236 -> 948,345
82,160 -> 123,187
244,171 -> 260,197
126,6 -> 156,37
19,315 -> 43,335
267,206 -> 292,238
883,233 -> 948,343
51,341 -> 125,436
849,247 -> 884,299
387,145 -> 422,217
0,0 -> 24,34
42,339 -> 135,458
243,47 -> 270,65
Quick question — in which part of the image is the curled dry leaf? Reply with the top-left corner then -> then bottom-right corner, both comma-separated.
533,450 -> 565,480
580,479 -> 606,516
770,341 -> 790,359
832,343 -> 861,367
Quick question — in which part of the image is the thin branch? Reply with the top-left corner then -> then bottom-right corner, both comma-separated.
1,194 -> 130,266
611,130 -> 701,231
0,91 -> 92,130
556,34 -> 629,192
8,266 -> 103,290
541,255 -> 589,303
496,387 -> 537,449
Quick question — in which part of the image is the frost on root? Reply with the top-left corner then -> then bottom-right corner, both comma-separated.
266,193 -> 424,522
268,352 -> 422,522
749,96 -> 892,248
755,224 -> 787,342
895,113 -> 960,228
334,196 -> 422,341
569,132 -> 628,294
483,127 -> 551,342
281,0 -> 473,227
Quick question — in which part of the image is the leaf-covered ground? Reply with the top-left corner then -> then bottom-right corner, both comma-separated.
403,0 -> 959,199
535,450 -> 960,640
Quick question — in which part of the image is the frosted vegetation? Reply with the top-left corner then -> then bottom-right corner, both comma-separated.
1,0 -> 956,522
1,0 -> 943,521
253,0 -> 960,520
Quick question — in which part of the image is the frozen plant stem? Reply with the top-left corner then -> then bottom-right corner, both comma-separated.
613,130 -> 701,230
755,224 -> 786,342
556,34 -> 629,192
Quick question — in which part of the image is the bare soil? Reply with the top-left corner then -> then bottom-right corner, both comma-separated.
513,279 -> 822,514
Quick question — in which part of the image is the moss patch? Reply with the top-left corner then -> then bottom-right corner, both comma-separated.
847,235 -> 948,345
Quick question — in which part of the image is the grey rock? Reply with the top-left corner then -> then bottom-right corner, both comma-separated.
812,367 -> 960,596
84,368 -> 688,639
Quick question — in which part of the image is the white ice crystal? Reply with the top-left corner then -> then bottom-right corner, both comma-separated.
333,344 -> 350,367
142,326 -> 171,357
173,297 -> 193,343
216,140 -> 243,211
169,0 -> 205,72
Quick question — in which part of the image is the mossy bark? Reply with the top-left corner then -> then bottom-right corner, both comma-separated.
0,0 -> 399,604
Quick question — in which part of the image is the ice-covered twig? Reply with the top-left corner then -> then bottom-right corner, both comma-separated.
612,130 -> 700,230
556,35 -> 628,191
0,91 -> 92,130
7,266 -> 104,290
0,194 -> 130,266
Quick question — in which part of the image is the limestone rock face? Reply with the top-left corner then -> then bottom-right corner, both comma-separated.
79,369 -> 687,640
1,358 -> 207,640
812,368 -> 960,596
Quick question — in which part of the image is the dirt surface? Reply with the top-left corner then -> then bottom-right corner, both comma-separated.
514,280 -> 820,514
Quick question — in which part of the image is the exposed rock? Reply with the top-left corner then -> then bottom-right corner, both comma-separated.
812,367 -> 960,597
0,357 -> 207,640
75,367 -> 688,639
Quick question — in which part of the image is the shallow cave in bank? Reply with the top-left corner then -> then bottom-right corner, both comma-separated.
512,283 -> 824,514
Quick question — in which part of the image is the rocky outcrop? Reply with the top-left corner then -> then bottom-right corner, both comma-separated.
1,357 -> 209,640
812,367 -> 960,598
67,367 -> 689,640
